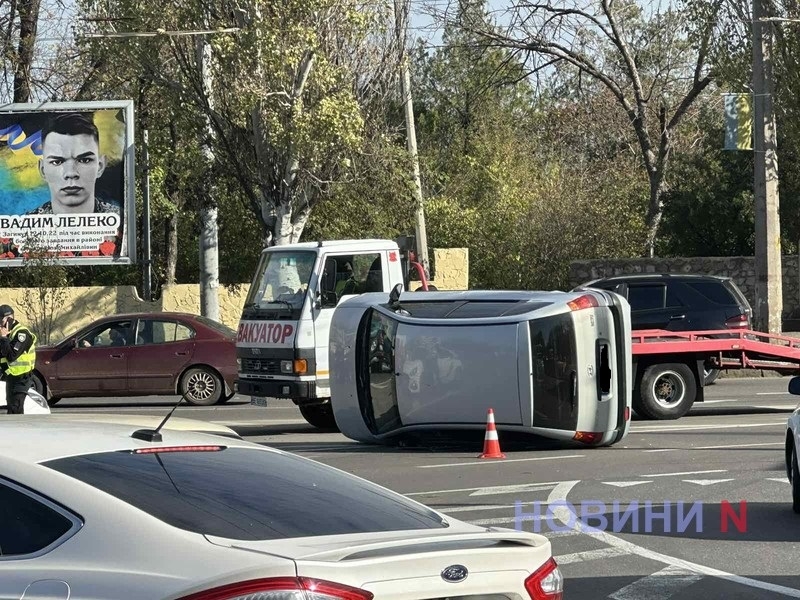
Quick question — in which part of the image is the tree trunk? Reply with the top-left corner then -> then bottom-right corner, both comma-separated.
165,212 -> 178,285
13,0 -> 41,102
644,173 -> 667,257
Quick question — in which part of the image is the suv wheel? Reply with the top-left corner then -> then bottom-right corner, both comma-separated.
703,366 -> 720,385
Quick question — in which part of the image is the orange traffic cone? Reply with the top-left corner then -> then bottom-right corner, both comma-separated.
478,408 -> 506,459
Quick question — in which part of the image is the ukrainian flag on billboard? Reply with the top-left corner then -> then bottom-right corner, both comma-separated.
724,93 -> 753,150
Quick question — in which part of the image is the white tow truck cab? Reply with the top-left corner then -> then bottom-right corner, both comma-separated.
237,238 -> 429,429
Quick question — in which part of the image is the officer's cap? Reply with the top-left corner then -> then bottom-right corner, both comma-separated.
0,305 -> 14,318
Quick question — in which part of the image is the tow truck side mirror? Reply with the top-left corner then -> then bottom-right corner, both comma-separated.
789,376 -> 800,396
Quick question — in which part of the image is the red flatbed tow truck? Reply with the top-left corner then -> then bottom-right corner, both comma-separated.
631,328 -> 800,419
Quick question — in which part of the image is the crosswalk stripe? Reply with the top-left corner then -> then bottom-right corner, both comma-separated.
609,565 -> 703,600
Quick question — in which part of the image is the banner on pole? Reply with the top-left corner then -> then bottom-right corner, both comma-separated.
724,93 -> 753,151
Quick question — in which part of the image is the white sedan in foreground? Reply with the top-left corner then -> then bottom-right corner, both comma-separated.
787,377 -> 800,513
0,417 -> 563,599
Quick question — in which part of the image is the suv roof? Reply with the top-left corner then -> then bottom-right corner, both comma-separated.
584,273 -> 731,284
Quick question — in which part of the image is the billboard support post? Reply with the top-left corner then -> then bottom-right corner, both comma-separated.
142,129 -> 152,301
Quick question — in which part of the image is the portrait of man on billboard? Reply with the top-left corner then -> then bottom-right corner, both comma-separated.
28,112 -> 121,216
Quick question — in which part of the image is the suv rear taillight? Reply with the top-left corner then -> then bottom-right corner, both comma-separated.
525,558 -> 564,599
176,577 -> 374,600
725,314 -> 750,329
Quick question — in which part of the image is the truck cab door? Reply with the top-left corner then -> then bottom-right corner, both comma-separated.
313,251 -> 388,398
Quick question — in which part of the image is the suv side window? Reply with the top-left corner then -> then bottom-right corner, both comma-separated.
666,285 -> 684,308
0,479 -> 79,558
627,284 -> 666,311
685,281 -> 736,305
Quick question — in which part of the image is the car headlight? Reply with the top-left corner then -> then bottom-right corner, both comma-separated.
281,360 -> 293,373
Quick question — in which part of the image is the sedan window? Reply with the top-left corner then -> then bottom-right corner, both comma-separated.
79,320 -> 133,348
0,479 -> 78,558
44,447 -> 448,541
136,320 -> 196,345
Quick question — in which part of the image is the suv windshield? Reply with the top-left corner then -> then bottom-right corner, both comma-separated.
43,447 -> 447,540
245,250 -> 316,312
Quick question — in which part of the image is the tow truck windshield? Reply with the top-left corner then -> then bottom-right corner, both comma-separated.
243,250 -> 316,317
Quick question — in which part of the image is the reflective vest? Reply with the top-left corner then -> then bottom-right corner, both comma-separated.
1,323 -> 36,377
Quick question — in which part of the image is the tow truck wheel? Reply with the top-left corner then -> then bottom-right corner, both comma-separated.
299,402 -> 339,431
635,363 -> 696,420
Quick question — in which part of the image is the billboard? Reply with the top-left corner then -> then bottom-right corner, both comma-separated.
0,100 -> 136,266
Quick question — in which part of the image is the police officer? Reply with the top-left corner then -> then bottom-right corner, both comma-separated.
0,305 -> 36,414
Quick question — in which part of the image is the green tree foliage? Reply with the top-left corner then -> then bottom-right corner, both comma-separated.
414,1 -> 646,290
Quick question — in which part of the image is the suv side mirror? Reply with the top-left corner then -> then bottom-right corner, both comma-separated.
789,376 -> 800,396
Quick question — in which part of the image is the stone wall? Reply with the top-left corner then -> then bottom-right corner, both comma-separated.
568,255 -> 800,321
2,247 -> 468,344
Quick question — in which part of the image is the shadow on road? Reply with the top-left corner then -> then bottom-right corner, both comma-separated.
251,429 -> 594,454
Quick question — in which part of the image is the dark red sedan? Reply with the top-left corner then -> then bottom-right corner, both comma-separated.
32,312 -> 238,406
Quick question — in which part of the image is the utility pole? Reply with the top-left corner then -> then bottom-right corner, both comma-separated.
753,0 -> 783,333
197,29 -> 220,322
394,0 -> 430,278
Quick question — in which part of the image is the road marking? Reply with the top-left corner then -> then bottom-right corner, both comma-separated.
469,483 -> 557,496
769,477 -> 790,484
602,481 -> 654,487
757,392 -> 790,396
632,421 -> 785,433
644,469 -> 727,478
683,479 -> 736,486
470,516 -> 544,526
609,565 -> 704,600
694,442 -> 784,450
544,481 -> 800,598
441,504 -> 526,513
417,455 -> 585,469
642,449 -> 678,453
555,547 -> 629,565
405,481 -> 565,496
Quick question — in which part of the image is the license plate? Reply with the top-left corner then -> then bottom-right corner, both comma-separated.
250,396 -> 269,407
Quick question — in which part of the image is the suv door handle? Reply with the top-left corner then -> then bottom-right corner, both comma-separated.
175,351 -> 189,356
110,353 -> 124,358
669,314 -> 686,320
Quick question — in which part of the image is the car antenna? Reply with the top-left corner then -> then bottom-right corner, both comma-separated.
131,390 -> 190,442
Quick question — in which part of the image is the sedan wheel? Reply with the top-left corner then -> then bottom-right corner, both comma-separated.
180,367 -> 223,406
792,447 -> 800,514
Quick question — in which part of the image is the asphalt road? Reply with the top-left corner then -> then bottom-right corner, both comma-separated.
53,376 -> 800,599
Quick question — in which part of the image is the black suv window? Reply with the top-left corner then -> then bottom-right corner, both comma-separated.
685,281 -> 737,305
44,447 -> 448,540
0,479 -> 77,557
627,284 -> 665,311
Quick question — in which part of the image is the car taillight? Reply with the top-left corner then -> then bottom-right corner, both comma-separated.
573,431 -> 604,445
725,314 -> 749,329
568,294 -> 599,311
132,446 -> 224,454
176,577 -> 374,600
525,558 -> 564,599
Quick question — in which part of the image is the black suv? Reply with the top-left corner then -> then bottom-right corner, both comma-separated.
574,273 -> 753,383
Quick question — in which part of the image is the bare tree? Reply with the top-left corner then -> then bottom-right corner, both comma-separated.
452,0 -> 720,256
